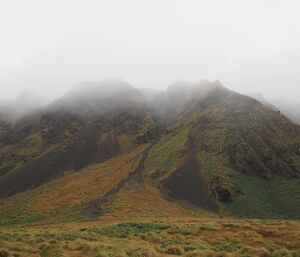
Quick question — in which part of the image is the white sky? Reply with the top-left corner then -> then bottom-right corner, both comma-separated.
0,0 -> 300,102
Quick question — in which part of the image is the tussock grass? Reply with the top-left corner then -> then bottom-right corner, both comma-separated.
0,218 -> 299,257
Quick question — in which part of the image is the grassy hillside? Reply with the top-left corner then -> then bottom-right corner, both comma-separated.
98,178 -> 203,220
195,141 -> 300,219
144,128 -> 190,184
171,85 -> 300,218
0,145 -> 147,226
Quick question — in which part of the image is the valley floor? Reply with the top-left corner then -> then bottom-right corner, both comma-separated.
0,215 -> 300,257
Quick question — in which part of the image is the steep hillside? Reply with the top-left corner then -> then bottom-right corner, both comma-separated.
0,145 -> 148,225
0,80 -> 150,177
144,83 -> 300,219
0,111 -> 83,176
0,80 -> 157,199
0,107 -> 157,199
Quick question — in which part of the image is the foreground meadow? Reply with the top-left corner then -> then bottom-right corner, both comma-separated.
0,216 -> 300,257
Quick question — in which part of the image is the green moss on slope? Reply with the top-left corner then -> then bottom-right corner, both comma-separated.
225,170 -> 300,219
196,150 -> 300,217
144,128 -> 189,184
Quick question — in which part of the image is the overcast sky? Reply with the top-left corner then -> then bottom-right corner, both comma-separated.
0,0 -> 300,102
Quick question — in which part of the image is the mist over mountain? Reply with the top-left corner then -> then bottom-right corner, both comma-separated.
1,79 -> 300,127
49,79 -> 146,120
249,93 -> 278,111
0,91 -> 49,122
250,93 -> 300,125
271,99 -> 300,125
138,88 -> 161,102
150,80 -> 217,123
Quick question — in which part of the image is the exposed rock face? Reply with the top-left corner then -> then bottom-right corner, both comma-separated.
162,156 -> 219,211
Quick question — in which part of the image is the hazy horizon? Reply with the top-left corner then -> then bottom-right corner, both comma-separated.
1,0 -> 300,103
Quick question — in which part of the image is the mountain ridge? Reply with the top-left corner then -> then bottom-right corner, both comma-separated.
0,79 -> 300,224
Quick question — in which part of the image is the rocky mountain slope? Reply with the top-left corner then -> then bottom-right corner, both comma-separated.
0,79 -> 300,225
145,82 -> 300,218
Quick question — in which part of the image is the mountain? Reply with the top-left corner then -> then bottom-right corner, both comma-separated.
0,79 -> 155,185
148,84 -> 300,218
0,80 -> 300,227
